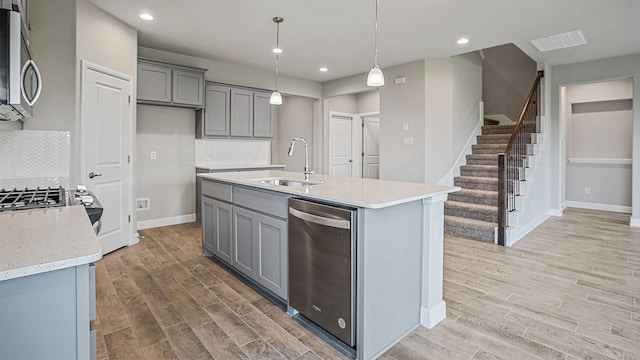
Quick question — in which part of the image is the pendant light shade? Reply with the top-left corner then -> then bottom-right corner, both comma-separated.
367,0 -> 384,87
270,17 -> 284,105
269,91 -> 282,105
367,65 -> 385,86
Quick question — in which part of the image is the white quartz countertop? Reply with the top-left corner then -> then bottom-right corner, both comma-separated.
198,170 -> 460,209
0,205 -> 103,282
196,163 -> 286,171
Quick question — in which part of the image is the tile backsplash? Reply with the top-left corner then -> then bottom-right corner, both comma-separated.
195,139 -> 271,166
0,130 -> 71,189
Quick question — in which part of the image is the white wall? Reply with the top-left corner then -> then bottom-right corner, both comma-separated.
136,105 -> 196,222
550,53 -> 640,224
357,90 -> 380,113
564,79 -> 633,211
424,59 -> 452,184
26,0 -> 137,186
272,96 -> 315,172
380,60 -> 427,183
483,44 -> 538,122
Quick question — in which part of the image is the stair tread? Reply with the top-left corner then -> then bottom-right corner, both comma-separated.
454,189 -> 498,197
461,165 -> 498,169
455,176 -> 498,183
444,215 -> 497,228
445,201 -> 497,212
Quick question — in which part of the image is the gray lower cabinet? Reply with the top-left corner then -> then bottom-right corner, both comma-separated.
201,179 -> 288,300
202,196 -> 233,266
232,205 -> 288,299
0,264 -> 96,359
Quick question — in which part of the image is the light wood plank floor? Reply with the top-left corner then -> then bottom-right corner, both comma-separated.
96,208 -> 640,359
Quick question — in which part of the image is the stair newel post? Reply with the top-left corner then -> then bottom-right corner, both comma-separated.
497,153 -> 507,246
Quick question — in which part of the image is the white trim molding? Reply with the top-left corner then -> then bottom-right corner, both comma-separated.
568,158 -> 632,165
137,214 -> 196,230
630,218 -> 640,227
565,201 -> 631,214
421,301 -> 446,329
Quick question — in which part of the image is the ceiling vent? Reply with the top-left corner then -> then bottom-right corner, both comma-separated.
529,30 -> 586,52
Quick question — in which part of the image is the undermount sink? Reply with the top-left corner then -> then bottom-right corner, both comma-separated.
254,178 -> 321,187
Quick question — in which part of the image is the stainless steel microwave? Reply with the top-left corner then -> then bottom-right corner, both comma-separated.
0,8 -> 42,121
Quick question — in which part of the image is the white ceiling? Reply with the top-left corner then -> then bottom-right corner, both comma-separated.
90,0 -> 640,82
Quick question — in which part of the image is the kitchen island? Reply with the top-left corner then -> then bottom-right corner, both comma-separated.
0,205 -> 102,359
199,170 -> 459,360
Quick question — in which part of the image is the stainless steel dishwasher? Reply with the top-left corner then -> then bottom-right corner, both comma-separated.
288,198 -> 356,347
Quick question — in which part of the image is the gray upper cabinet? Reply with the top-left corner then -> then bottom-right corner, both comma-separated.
198,82 -> 275,139
172,69 -> 204,106
204,84 -> 231,137
230,88 -> 254,137
137,62 -> 172,103
137,58 -> 206,108
253,91 -> 275,138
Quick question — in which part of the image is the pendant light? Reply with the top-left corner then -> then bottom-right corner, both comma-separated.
367,0 -> 385,87
270,17 -> 284,105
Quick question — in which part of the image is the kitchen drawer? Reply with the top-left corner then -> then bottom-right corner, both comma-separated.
233,186 -> 289,219
202,181 -> 233,202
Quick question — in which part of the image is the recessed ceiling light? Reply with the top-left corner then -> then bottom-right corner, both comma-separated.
319,67 -> 328,72
457,38 -> 469,45
139,13 -> 154,21
272,48 -> 283,54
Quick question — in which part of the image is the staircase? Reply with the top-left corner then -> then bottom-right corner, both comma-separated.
444,124 -> 516,242
445,71 -> 543,244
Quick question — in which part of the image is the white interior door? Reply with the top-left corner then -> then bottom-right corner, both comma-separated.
363,115 -> 380,179
329,113 -> 353,177
81,62 -> 133,255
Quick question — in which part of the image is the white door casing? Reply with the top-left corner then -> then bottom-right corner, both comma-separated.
329,113 -> 353,177
80,61 -> 134,255
363,114 -> 380,179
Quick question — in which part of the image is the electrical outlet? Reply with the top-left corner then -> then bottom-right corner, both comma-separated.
403,137 -> 414,145
136,198 -> 150,210
150,151 -> 157,160
584,187 -> 591,195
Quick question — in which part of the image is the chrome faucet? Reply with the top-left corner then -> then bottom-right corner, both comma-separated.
287,136 -> 313,180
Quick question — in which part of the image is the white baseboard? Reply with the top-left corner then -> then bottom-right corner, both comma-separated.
129,231 -> 140,246
507,212 -> 551,246
420,301 -> 446,329
565,201 -> 631,214
137,214 -> 196,230
630,218 -> 640,227
548,208 -> 563,217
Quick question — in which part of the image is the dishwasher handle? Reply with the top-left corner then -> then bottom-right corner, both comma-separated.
289,207 -> 351,230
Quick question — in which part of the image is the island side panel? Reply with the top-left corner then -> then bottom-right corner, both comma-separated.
357,200 -> 423,360
421,194 -> 448,328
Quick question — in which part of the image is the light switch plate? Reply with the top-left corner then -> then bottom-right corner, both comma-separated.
403,137 -> 414,145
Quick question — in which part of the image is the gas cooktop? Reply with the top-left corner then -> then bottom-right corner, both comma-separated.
0,187 -> 66,211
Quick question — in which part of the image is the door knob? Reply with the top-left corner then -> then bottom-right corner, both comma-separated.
89,172 -> 102,179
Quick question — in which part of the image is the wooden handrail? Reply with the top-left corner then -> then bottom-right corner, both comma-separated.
504,71 -> 544,154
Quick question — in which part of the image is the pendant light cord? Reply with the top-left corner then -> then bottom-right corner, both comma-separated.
275,20 -> 280,90
374,0 -> 379,67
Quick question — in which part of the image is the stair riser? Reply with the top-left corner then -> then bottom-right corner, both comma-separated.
481,126 -> 515,135
466,158 -> 497,166
448,192 -> 498,206
454,178 -> 498,191
460,168 -> 498,178
476,135 -> 511,145
445,205 -> 497,223
472,145 -> 529,155
445,222 -> 496,243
